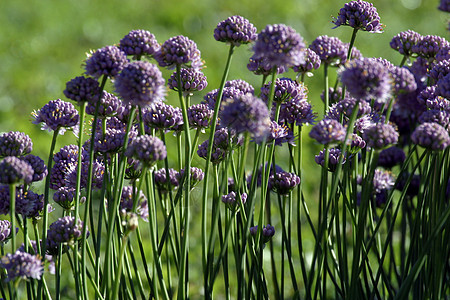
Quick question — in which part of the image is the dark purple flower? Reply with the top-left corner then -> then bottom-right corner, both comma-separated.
250,224 -> 275,243
326,97 -> 372,124
168,68 -> 208,95
119,29 -> 160,58
409,56 -> 431,83
177,167 -> 204,189
247,56 -> 287,76
16,188 -> 45,219
378,146 -> 406,169
437,73 -> 450,99
333,0 -> 383,33
269,171 -> 300,195
225,79 -> 255,95
32,99 -> 79,134
54,145 -> 82,163
143,102 -> 183,132
389,66 -> 417,94
214,15 -> 257,46
278,97 -> 316,126
222,191 -> 247,211
411,122 -> 450,150
0,131 -> 33,157
429,60 -> 450,81
202,87 -> 244,110
395,173 -> 421,197
46,216 -> 88,255
64,76 -> 101,104
417,86 -> 438,105
349,134 -> 366,154
261,77 -> 306,104
120,186 -> 148,221
94,127 -> 136,154
0,220 -> 12,244
252,24 -> 305,70
309,119 -> 346,145
85,45 -> 128,78
309,35 -> 347,65
418,109 -> 450,128
188,104 -> 213,130
154,168 -> 180,193
439,0 -> 450,12
339,58 -> 391,102
247,163 -> 285,189
0,185 -> 11,215
1,251 -> 44,281
425,96 -> 450,112
390,30 -> 422,56
115,61 -> 165,107
220,94 -> 270,138
85,91 -> 123,118
50,161 -> 72,190
65,160 -> 105,190
125,135 -> 167,166
293,48 -> 321,74
315,148 -> 345,172
0,157 -> 33,184
436,46 -> 450,62
362,122 -> 398,150
411,35 -> 450,60
197,128 -> 243,164
155,35 -> 203,70
53,187 -> 77,210
21,155 -> 47,182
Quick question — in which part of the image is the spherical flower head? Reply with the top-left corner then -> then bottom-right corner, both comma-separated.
373,169 -> 395,194
333,0 -> 383,33
188,104 -> 213,130
309,35 -> 347,66
425,97 -> 450,112
293,48 -> 321,74
168,68 -> 208,95
120,186 -> 148,221
411,122 -> 450,151
94,127 -> 135,154
65,160 -> 105,190
155,35 -> 203,70
269,171 -> 300,195
178,167 -> 205,189
309,119 -> 346,145
16,189 -> 45,219
362,122 -> 399,150
197,140 -> 226,165
54,144 -> 82,163
32,99 -> 79,134
0,220 -> 12,244
225,79 -> 255,95
53,187 -> 77,210
429,60 -> 450,82
115,61 -> 165,107
125,135 -> 167,167
247,56 -> 287,76
222,191 -> 247,211
0,157 -> 33,184
85,91 -> 123,118
0,131 -> 33,157
85,45 -> 128,78
214,15 -> 257,46
1,251 -> 43,281
220,94 -> 270,138
315,147 -> 346,172
418,109 -> 450,128
143,102 -> 183,132
46,216 -> 88,255
437,73 -> 450,99
202,87 -> 244,110
119,29 -> 160,58
154,168 -> 180,193
254,121 -> 289,146
439,0 -> 450,12
278,97 -> 316,127
389,66 -> 417,94
378,146 -> 406,169
436,46 -> 450,62
21,155 -> 47,183
326,97 -> 372,124
390,30 -> 422,56
339,58 -> 392,102
261,77 -> 307,104
252,24 -> 305,70
64,76 -> 101,104
411,35 -> 450,60
349,134 -> 366,154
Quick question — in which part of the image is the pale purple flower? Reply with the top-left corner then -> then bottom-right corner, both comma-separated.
0,157 -> 33,184
119,29 -> 160,58
269,171 -> 300,195
411,122 -> 450,150
0,131 -> 33,157
309,119 -> 346,145
168,68 -> 208,95
124,135 -> 167,166
214,15 -> 257,46
155,35 -> 203,70
225,79 -> 254,95
85,91 -> 123,118
390,30 -> 422,56
309,35 -> 347,66
315,148 -> 346,172
1,251 -> 43,281
293,48 -> 321,74
362,122 -> 398,150
85,45 -> 128,78
154,168 -> 180,193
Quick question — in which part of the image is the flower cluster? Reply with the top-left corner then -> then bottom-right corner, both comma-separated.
332,0 -> 383,33
0,131 -> 33,157
214,15 -> 257,46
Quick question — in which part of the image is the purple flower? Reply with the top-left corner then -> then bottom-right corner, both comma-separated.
254,121 -> 292,146
425,96 -> 450,112
309,35 -> 347,65
0,157 -> 33,184
214,15 -> 257,46
115,61 -> 165,107
202,87 -> 244,110
120,186 -> 148,221
50,161 -> 73,190
54,144 -> 82,163
65,160 -> 105,190
269,171 -> 300,195
1,251 -> 44,281
220,94 -> 270,138
439,0 -> 450,12
411,122 -> 450,150
154,168 -> 180,193
0,220 -> 12,244
326,97 -> 372,124
0,185 -> 11,215
18,240 -> 55,275
261,77 -> 306,104
333,0 -> 383,33
53,187 -> 77,210
292,48 -> 321,74
85,45 -> 128,78
247,163 -> 285,189
417,86 -> 438,105
252,24 -> 305,70
378,146 -> 406,169
32,99 -> 79,134
197,128 -> 243,164
46,216 -> 88,255
0,131 -> 33,157
188,104 -> 213,130
143,102 -> 183,132
222,191 -> 247,211
429,60 -> 450,81
390,30 -> 422,56
389,66 -> 417,94
250,224 -> 275,244
349,134 -> 366,154
21,155 -> 47,182
119,29 -> 160,58
125,135 -> 167,166
155,35 -> 203,70
85,91 -> 123,118
225,79 -> 255,95
339,58 -> 391,102
418,109 -> 450,128
315,148 -> 346,172
168,68 -> 208,95
373,169 -> 395,194
94,127 -> 136,154
278,97 -> 316,127
309,119 -> 346,145
362,122 -> 398,150
247,56 -> 287,76
177,167 -> 204,189
411,35 -> 450,60
320,87 -> 347,104
395,173 -> 421,197
437,73 -> 450,100
436,46 -> 450,62
64,76 -> 101,104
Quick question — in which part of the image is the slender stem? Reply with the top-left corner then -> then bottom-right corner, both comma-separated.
111,233 -> 130,300
9,184 -> 16,252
